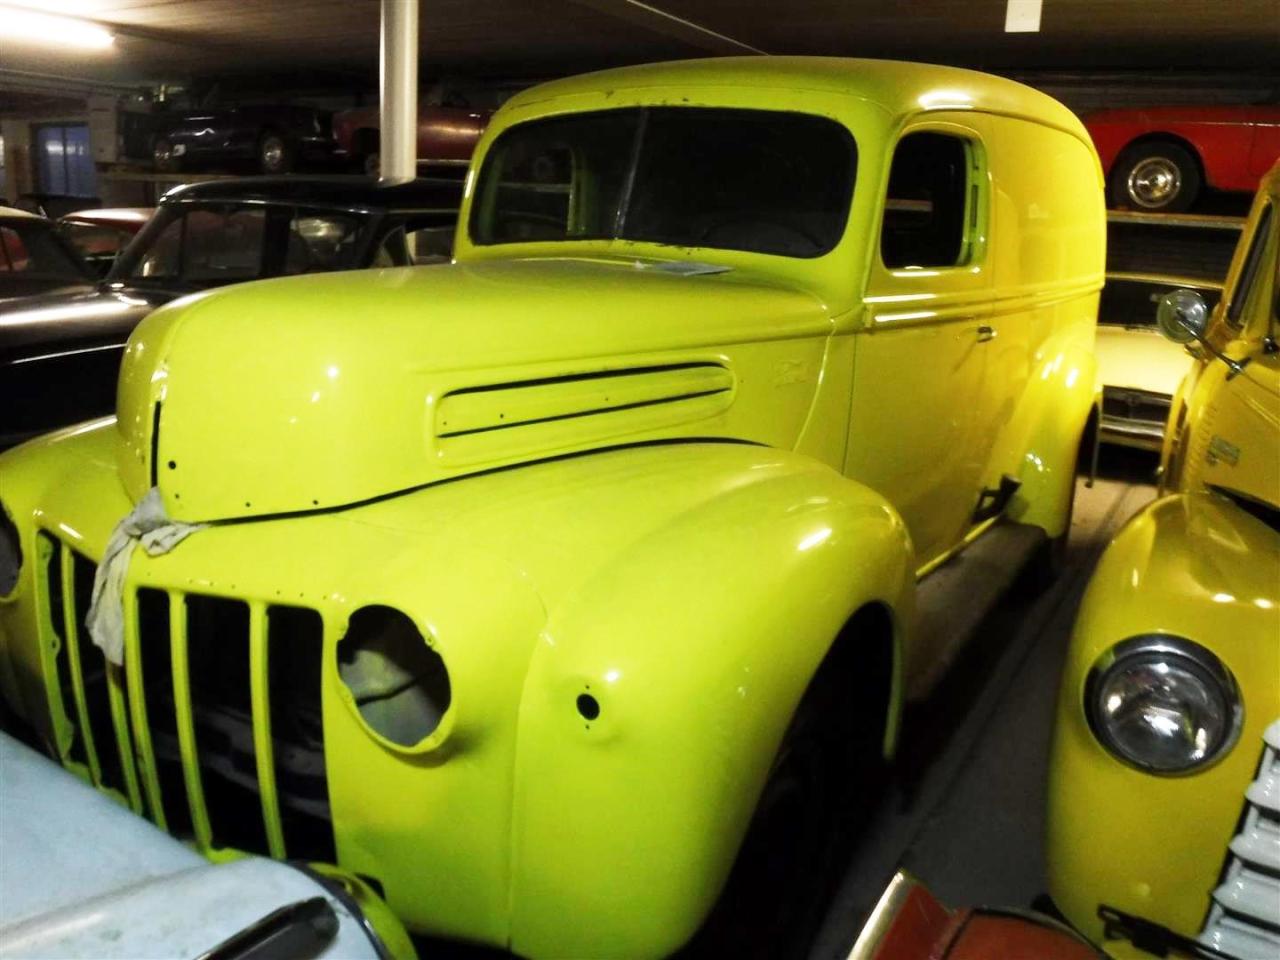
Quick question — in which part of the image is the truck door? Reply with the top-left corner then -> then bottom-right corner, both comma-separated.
848,118 -> 993,567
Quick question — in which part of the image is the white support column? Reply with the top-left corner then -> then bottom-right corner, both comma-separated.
379,0 -> 419,185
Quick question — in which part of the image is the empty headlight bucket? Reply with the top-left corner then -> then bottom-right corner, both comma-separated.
0,502 -> 20,597
1086,635 -> 1243,775
337,605 -> 452,752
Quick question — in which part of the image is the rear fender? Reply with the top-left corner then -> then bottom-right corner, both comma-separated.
506,448 -> 913,959
998,334 -> 1097,538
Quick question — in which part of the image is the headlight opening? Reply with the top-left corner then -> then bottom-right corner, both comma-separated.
337,605 -> 452,750
1086,635 -> 1244,775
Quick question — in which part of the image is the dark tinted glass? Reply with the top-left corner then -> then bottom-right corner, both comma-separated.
881,133 -> 971,269
0,221 -> 88,279
471,107 -> 856,258
119,203 -> 371,287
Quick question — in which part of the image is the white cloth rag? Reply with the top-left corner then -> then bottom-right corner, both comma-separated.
87,488 -> 206,666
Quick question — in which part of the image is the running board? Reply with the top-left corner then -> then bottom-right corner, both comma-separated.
906,522 -> 1046,701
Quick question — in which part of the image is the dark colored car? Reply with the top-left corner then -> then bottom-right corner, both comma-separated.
1,176 -> 461,449
58,208 -> 153,278
152,102 -> 338,174
0,207 -> 96,301
332,104 -> 492,176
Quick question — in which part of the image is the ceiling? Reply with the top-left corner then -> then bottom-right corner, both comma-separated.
2,0 -> 1278,89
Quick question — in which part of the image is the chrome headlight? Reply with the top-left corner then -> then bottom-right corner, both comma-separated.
1086,635 -> 1243,774
0,502 -> 20,597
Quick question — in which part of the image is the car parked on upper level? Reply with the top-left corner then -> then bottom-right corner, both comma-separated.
0,57 -> 1105,960
0,176 -> 461,449
0,206 -> 96,302
57,208 -> 153,278
1048,162 -> 1280,960
151,100 -> 338,174
1086,104 -> 1280,212
332,102 -> 492,176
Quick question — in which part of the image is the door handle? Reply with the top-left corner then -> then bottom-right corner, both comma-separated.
976,325 -> 997,343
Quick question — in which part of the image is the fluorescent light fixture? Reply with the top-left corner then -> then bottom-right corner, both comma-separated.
1005,0 -> 1043,33
0,4 -> 115,50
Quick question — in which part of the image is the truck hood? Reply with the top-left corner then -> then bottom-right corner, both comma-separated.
1095,325 -> 1193,397
117,257 -> 832,522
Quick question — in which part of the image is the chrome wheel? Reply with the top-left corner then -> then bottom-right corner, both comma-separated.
153,138 -> 178,172
260,135 -> 286,173
1127,156 -> 1182,209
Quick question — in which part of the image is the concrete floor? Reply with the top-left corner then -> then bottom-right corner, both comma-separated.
810,447 -> 1159,958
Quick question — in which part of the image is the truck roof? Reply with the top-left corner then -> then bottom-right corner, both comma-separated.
504,56 -> 1089,141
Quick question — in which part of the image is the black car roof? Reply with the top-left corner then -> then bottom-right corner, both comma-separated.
159,175 -> 462,211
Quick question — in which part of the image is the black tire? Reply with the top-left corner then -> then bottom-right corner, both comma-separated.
680,640 -> 887,959
153,137 -> 181,172
258,130 -> 295,174
1109,140 -> 1201,212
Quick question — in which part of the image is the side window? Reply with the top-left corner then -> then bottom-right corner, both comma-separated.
881,132 -> 978,269
283,212 -> 362,275
1226,202 -> 1273,329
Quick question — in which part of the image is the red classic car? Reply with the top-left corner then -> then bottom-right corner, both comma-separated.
849,873 -> 1100,960
332,104 -> 492,175
1085,105 -> 1280,211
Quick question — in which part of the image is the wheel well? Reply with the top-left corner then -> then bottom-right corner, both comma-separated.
1116,132 -> 1205,183
822,602 -> 896,756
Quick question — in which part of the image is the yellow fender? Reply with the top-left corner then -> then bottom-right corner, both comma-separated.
1047,492 -> 1280,947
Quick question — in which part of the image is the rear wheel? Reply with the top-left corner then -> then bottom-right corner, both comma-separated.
1109,140 -> 1201,212
153,137 -> 180,172
258,131 -> 295,174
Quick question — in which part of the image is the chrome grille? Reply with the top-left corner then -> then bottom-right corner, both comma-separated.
1101,386 -> 1171,426
35,531 -> 335,863
1200,719 -> 1280,959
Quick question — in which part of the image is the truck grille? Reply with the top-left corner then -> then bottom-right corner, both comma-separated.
1101,386 -> 1171,427
36,531 -> 336,863
1200,719 -> 1280,959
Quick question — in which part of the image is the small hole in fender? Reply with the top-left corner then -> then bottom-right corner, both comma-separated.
576,693 -> 600,721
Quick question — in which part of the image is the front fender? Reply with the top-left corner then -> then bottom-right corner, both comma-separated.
1047,492 -> 1280,946
506,446 -> 913,959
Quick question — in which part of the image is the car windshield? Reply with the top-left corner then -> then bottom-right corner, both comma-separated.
0,219 -> 91,283
113,202 -> 369,288
1099,278 -> 1222,328
470,107 -> 857,258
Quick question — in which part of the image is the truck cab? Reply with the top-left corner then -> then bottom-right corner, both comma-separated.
0,58 -> 1104,959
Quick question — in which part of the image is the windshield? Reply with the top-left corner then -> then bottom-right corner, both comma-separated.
1100,278 -> 1222,328
470,107 -> 856,258
113,202 -> 370,288
0,220 -> 91,283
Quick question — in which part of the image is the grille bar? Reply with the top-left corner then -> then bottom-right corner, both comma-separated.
37,536 -> 87,770
34,530 -> 333,864
170,592 -> 214,849
249,600 -> 287,858
123,586 -> 164,826
1201,719 -> 1280,959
